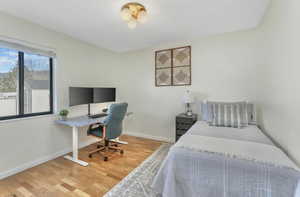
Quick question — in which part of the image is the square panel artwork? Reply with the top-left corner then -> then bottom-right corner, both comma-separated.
155,46 -> 191,86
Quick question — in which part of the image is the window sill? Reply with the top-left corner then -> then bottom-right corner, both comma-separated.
0,113 -> 56,124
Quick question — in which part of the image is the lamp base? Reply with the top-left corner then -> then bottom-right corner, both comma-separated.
186,111 -> 193,116
186,103 -> 193,116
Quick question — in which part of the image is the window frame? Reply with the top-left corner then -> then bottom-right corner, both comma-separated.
0,51 -> 54,121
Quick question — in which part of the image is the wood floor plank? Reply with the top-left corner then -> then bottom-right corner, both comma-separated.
16,187 -> 33,197
0,135 -> 163,197
73,189 -> 90,197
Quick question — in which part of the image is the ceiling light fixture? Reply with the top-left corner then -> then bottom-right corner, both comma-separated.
121,2 -> 147,29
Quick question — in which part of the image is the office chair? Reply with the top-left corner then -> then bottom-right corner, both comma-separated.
87,102 -> 128,161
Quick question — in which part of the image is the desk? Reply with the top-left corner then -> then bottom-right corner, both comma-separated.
56,115 -> 106,166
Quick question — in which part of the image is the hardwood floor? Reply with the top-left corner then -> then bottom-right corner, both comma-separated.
0,135 -> 163,197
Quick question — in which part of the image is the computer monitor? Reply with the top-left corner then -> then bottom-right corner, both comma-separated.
69,87 -> 93,106
93,88 -> 116,103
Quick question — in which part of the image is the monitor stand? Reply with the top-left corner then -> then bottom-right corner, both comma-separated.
87,103 -> 91,117
87,104 -> 108,119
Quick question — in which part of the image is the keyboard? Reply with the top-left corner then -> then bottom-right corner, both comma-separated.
88,113 -> 107,119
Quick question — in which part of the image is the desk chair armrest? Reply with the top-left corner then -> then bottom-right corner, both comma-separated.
87,123 -> 105,136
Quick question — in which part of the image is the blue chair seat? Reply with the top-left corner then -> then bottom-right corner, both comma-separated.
88,127 -> 103,137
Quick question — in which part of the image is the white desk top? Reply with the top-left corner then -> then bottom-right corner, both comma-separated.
55,115 -> 106,127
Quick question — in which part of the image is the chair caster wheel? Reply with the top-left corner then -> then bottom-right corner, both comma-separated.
104,157 -> 108,161
89,154 -> 92,158
120,150 -> 124,155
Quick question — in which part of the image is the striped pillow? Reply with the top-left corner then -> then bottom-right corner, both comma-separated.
208,102 -> 248,128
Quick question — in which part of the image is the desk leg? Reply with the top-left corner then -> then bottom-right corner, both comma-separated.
64,126 -> 89,167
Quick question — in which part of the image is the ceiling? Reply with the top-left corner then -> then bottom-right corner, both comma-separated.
0,0 -> 270,52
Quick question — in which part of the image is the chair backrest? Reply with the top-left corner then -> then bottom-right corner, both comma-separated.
103,102 -> 128,139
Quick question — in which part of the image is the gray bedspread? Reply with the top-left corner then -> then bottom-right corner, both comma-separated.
152,134 -> 300,197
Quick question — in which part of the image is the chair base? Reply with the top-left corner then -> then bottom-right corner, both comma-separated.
88,140 -> 124,161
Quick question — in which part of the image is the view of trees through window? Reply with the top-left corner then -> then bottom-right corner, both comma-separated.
0,47 -> 53,119
0,48 -> 19,117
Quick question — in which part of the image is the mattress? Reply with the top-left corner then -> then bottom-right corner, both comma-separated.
186,121 -> 274,145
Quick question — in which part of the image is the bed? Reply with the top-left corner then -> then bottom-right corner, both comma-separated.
152,120 -> 300,197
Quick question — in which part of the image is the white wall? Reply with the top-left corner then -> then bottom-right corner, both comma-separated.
0,11 -> 119,177
116,29 -> 265,142
256,0 -> 300,164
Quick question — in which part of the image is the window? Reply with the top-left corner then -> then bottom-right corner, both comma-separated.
0,47 -> 53,120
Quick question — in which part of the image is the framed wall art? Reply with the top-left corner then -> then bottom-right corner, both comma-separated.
155,46 -> 191,86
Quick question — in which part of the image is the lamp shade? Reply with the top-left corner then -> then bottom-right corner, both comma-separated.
182,90 -> 194,104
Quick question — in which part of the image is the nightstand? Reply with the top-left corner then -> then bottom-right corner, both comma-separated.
176,113 -> 198,141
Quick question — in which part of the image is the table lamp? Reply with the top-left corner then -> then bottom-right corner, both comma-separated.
183,90 -> 194,116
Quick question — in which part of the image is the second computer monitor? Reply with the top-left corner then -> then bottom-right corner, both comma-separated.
93,88 -> 116,104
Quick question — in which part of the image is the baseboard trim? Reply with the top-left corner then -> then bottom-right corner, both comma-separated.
0,133 -> 171,180
0,138 -> 99,180
124,131 -> 173,143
